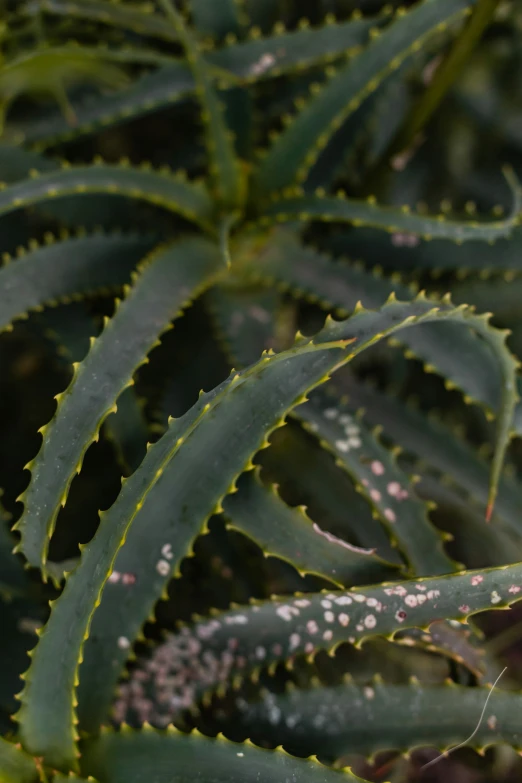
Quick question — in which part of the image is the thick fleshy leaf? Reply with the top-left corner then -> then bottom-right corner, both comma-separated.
21,0 -> 181,42
206,282 -> 281,367
0,737 -> 39,783
0,232 -> 156,332
16,14 -> 382,148
81,727 -> 366,783
159,0 -> 243,210
15,296 -> 512,768
296,391 -> 454,575
14,238 -> 223,575
260,424 -> 400,564
0,164 -> 214,231
342,378 -> 522,537
223,471 -> 400,587
253,0 -> 476,197
124,560 -> 522,712
226,679 -> 522,760
236,229 -> 520,461
191,0 -> 242,37
321,225 -> 522,272
257,182 -> 521,242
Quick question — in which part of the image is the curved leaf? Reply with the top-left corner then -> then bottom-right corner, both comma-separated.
206,282 -> 282,366
296,391 -> 454,575
16,14 -> 382,149
22,0 -> 181,42
81,727 -> 366,783
192,0 -> 242,38
321,225 -> 522,272
127,559 -> 522,712
223,470 -> 400,587
14,238 -> 223,576
226,679 -> 522,759
257,178 -> 521,242
260,424 -> 400,564
342,378 -> 522,537
16,297 -> 515,767
0,232 -> 156,332
236,229 -> 520,460
253,0 -> 476,197
0,164 -> 215,231
159,0 -> 243,210
0,737 -> 39,783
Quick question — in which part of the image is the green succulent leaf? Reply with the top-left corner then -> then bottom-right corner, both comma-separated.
13,296 -> 512,767
21,0 -> 181,42
191,0 -> 242,38
236,228 -> 520,469
0,737 -> 39,783
81,727 -> 366,783
16,14 -> 382,149
261,424 -> 400,564
322,226 -> 522,272
253,0 -> 476,198
257,178 -> 522,242
159,0 -> 243,211
0,163 -> 215,231
14,237 -> 223,577
129,560 -> 522,711
223,470 -> 401,587
207,282 -> 281,366
227,679 -> 522,759
0,232 -> 156,332
37,304 -> 149,475
342,379 -> 522,538
296,391 -> 454,575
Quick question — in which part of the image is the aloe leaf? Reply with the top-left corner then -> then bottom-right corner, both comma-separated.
159,1 -> 243,211
21,0 -> 181,42
0,507 -> 27,600
237,229 -> 519,472
322,225 -> 522,272
0,163 -> 214,230
207,282 -> 281,367
223,471 -> 400,587
37,303 -> 149,475
53,775 -> 94,783
13,298 -> 509,766
253,0 -> 476,197
227,679 -> 522,760
296,391 -> 454,575
261,424 -> 400,564
192,0 -> 242,38
0,232 -> 156,332
258,179 -> 521,242
342,379 -> 522,538
16,14 -> 382,149
205,280 -> 446,573
129,558 -> 522,711
451,274 -> 522,319
14,237 -> 223,577
81,727 -> 366,783
0,737 -> 39,783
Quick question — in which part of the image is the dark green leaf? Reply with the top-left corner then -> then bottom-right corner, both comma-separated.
227,679 -> 522,760
14,238 -> 223,576
16,297 -> 515,767
253,0 -> 476,197
0,232 -> 156,332
223,471 -> 400,587
0,164 -> 214,231
0,737 -> 39,783
81,727 -> 366,783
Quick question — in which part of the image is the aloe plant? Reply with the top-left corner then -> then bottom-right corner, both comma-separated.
1,0 -> 522,781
